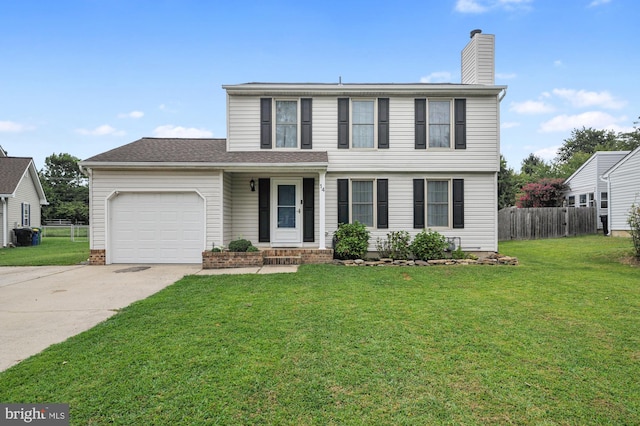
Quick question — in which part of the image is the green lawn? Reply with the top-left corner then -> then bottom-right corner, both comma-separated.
0,237 -> 89,266
1,236 -> 638,424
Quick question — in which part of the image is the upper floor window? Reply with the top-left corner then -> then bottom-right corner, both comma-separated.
260,98 -> 312,149
415,98 -> 466,150
352,101 -> 375,148
338,98 -> 389,149
275,100 -> 297,148
429,100 -> 451,148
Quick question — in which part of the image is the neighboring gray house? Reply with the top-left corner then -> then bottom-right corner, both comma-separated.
601,146 -> 640,236
80,30 -> 507,264
563,151 -> 630,229
0,147 -> 48,247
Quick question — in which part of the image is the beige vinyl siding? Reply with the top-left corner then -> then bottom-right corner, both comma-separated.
229,173 -> 321,247
89,169 -> 221,251
9,171 -> 42,229
608,150 -> 640,232
324,172 -> 497,252
228,95 -> 499,173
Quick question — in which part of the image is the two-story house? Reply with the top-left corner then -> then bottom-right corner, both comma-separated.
80,30 -> 506,265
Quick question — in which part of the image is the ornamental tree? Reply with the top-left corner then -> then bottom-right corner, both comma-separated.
516,178 -> 567,208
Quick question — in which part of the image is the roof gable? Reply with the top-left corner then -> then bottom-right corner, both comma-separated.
602,146 -> 640,178
0,157 -> 33,196
564,151 -> 630,186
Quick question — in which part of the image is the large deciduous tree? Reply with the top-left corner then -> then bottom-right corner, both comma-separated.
516,178 -> 566,208
39,153 -> 89,224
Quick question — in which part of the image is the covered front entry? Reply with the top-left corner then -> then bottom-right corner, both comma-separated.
271,178 -> 302,246
108,191 -> 204,264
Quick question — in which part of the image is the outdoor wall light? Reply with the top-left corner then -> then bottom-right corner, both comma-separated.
250,178 -> 256,192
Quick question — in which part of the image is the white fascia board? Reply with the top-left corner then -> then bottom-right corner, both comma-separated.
79,161 -> 329,171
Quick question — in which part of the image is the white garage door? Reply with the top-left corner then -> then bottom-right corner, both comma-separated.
109,192 -> 204,264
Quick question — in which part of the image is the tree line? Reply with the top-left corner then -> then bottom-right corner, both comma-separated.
499,117 -> 640,209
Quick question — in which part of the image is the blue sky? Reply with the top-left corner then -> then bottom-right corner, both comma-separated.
1,0 -> 637,171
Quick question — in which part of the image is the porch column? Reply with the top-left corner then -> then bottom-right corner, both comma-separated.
319,171 -> 326,249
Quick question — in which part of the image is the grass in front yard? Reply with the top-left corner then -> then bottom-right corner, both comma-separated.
0,236 -> 638,424
0,237 -> 89,266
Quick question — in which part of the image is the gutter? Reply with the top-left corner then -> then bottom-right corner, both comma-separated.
1,196 -> 7,247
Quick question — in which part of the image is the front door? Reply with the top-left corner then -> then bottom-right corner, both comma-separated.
271,178 -> 302,246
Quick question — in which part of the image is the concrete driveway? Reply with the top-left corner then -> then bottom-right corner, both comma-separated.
0,264 -> 201,372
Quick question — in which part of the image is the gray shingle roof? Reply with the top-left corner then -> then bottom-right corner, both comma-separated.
0,157 -> 32,195
82,138 -> 328,165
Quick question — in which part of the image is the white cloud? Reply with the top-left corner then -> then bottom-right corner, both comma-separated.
76,124 -> 126,136
455,0 -> 532,13
420,72 -> 452,83
539,111 -> 628,133
533,146 -> 561,162
502,122 -> 521,129
118,111 -> 144,119
588,0 -> 611,7
552,88 -> 626,109
0,120 -> 33,132
510,100 -> 555,115
153,125 -> 213,138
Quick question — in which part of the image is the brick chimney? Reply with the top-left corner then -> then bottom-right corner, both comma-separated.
461,29 -> 495,85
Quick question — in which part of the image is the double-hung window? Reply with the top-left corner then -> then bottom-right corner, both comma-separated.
21,202 -> 31,226
600,192 -> 608,209
579,194 -> 587,207
567,196 -> 575,207
275,100 -> 298,148
427,181 -> 449,227
352,101 -> 375,148
429,100 -> 451,148
352,180 -> 374,226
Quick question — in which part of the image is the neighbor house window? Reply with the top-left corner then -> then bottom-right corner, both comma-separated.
352,180 -> 374,226
568,196 -> 575,207
600,192 -> 608,209
589,193 -> 595,207
21,202 -> 30,226
429,100 -> 451,148
579,194 -> 587,207
427,181 -> 449,227
352,100 -> 375,148
275,100 -> 297,148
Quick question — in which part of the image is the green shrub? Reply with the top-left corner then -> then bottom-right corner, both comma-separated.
228,239 -> 252,252
247,245 -> 260,253
376,231 -> 411,260
410,229 -> 448,261
451,246 -> 467,260
212,246 -> 223,253
333,222 -> 370,260
628,203 -> 640,258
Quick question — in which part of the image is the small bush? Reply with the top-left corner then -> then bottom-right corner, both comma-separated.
628,203 -> 640,258
228,239 -> 252,252
247,245 -> 260,253
333,222 -> 370,260
376,231 -> 411,260
212,246 -> 223,253
451,246 -> 467,260
410,229 -> 448,261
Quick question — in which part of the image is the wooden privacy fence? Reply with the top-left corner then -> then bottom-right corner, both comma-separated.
498,207 -> 597,241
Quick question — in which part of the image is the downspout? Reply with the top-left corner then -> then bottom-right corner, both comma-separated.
1,197 -> 7,247
600,174 -> 612,236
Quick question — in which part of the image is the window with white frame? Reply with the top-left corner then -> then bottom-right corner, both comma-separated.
600,192 -> 608,209
579,194 -> 587,207
429,100 -> 451,148
352,180 -> 374,226
275,100 -> 297,148
427,181 -> 449,227
567,196 -> 575,207
22,202 -> 30,226
589,193 -> 595,207
352,100 -> 375,148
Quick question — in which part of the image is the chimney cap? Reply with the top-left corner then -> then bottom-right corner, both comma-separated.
470,29 -> 482,38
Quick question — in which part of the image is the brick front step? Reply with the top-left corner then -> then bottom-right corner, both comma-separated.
263,256 -> 302,266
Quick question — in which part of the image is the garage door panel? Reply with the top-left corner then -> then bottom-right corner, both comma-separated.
110,192 -> 204,264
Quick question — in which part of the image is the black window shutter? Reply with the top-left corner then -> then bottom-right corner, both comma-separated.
377,179 -> 388,228
453,179 -> 464,229
338,98 -> 349,149
301,98 -> 312,149
260,98 -> 272,149
378,98 -> 389,149
337,179 -> 349,224
413,179 -> 425,228
454,99 -> 466,150
258,178 -> 270,242
303,178 -> 315,242
415,99 -> 426,149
